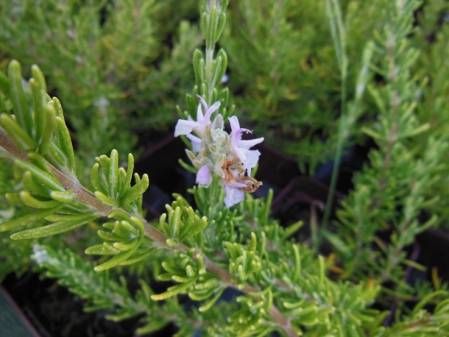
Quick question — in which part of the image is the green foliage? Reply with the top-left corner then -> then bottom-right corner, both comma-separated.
179,0 -> 233,121
376,291 -> 449,336
0,158 -> 32,280
1,1 -> 449,336
0,51 -> 387,337
86,211 -> 149,272
325,1 -> 449,307
31,244 -> 182,334
0,62 -> 99,241
0,0 -> 198,166
136,20 -> 201,128
412,1 -> 449,227
91,151 -> 148,212
223,0 -> 386,172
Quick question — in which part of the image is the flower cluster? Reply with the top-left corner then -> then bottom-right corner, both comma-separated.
175,97 -> 264,207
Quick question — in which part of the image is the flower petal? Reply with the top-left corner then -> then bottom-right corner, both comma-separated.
233,146 -> 247,163
229,116 -> 240,133
244,150 -> 261,173
186,134 -> 202,152
205,101 -> 221,118
174,119 -> 198,137
198,95 -> 208,111
224,185 -> 245,208
239,137 -> 264,149
196,102 -> 204,121
196,165 -> 212,186
229,116 -> 244,144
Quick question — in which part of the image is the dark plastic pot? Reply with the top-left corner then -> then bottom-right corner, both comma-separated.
0,286 -> 41,337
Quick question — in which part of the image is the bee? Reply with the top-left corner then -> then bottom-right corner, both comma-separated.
222,158 -> 243,183
240,176 -> 262,193
222,157 -> 262,194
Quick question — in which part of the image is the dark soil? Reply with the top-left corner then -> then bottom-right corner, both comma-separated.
2,272 -> 177,337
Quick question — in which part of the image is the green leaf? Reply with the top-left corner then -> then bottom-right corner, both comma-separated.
121,173 -> 149,206
8,60 -> 32,134
151,283 -> 191,301
0,207 -> 61,232
198,288 -> 224,312
20,191 -> 60,209
85,243 -> 121,256
322,230 -> 350,256
326,0 -> 347,78
11,214 -> 97,240
94,249 -> 136,272
14,159 -> 64,192
50,191 -> 75,203
54,116 -> 76,171
0,114 -> 35,150
109,149 -> 119,198
39,102 -> 57,155
30,78 -> 46,145
94,191 -> 117,207
30,65 -> 47,92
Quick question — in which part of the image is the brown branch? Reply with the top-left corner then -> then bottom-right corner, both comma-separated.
0,129 -> 298,337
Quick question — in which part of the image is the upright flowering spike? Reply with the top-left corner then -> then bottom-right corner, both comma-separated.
175,97 -> 263,208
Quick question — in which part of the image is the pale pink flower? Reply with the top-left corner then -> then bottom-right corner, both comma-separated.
196,165 -> 212,186
224,185 -> 245,207
224,180 -> 246,207
174,99 -> 264,208
174,96 -> 220,152
229,116 -> 264,174
222,164 -> 250,208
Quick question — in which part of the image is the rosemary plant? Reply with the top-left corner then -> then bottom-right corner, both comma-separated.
1,0 -> 449,336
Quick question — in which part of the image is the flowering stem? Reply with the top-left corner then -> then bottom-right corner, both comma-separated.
202,0 -> 222,104
0,128 -> 298,337
322,109 -> 345,229
322,0 -> 348,236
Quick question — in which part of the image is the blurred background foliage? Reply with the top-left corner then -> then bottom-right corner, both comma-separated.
2,0 -> 449,175
0,0 -> 199,170
223,0 -> 388,172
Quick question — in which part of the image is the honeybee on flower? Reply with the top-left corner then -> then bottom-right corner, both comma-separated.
175,96 -> 263,207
